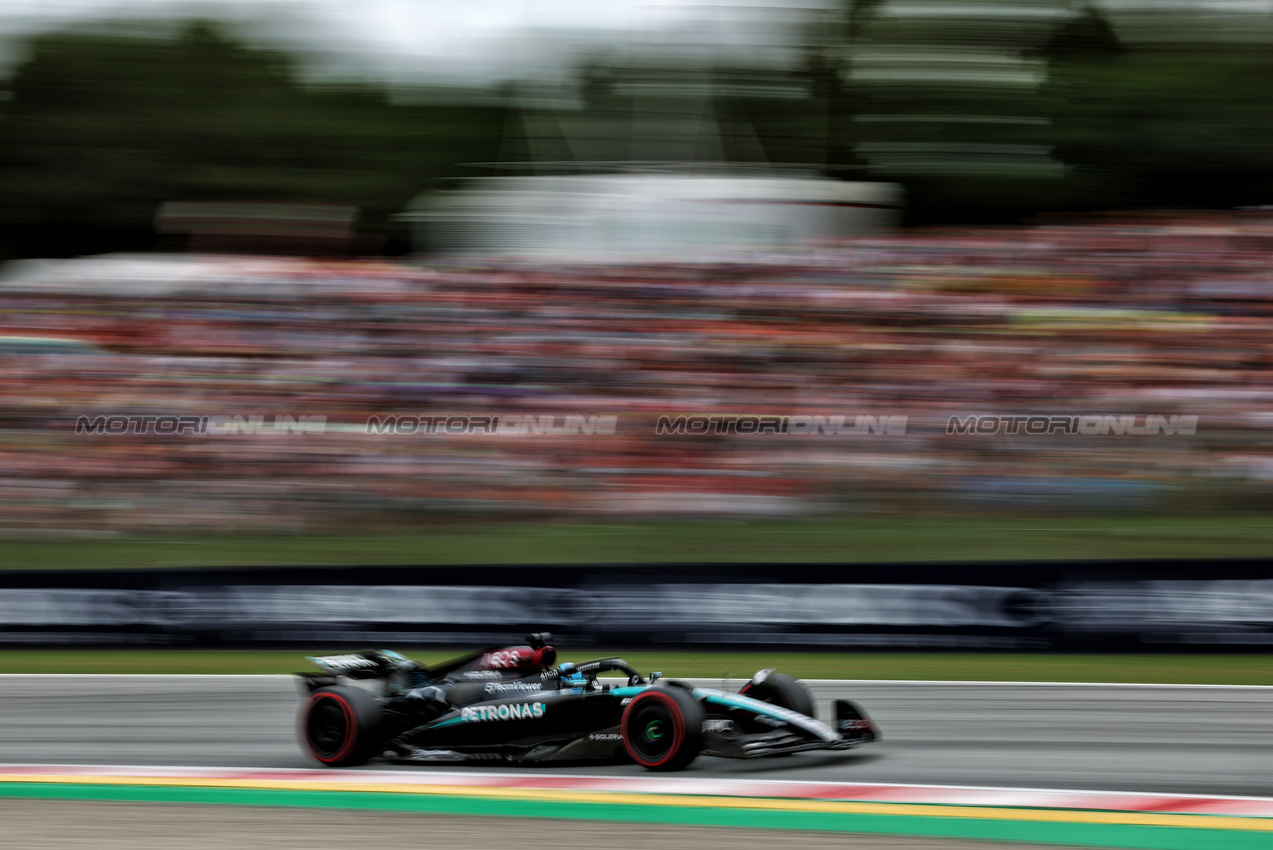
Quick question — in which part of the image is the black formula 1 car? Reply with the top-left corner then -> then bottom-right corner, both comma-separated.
296,634 -> 878,771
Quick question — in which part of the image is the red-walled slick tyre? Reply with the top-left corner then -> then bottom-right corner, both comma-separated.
621,686 -> 704,771
300,686 -> 383,767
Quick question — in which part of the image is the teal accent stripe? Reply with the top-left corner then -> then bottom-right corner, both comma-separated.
698,692 -> 794,723
430,715 -> 465,728
608,686 -> 646,698
0,782 -> 1268,850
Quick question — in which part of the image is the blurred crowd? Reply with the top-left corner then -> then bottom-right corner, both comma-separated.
3,211 -> 1273,534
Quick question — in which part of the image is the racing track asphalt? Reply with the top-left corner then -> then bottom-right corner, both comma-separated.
1,676 -> 1270,798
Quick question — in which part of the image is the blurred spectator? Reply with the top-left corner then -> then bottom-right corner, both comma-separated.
1,211 -> 1271,533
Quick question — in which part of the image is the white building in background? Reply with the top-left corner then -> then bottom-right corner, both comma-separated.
402,34 -> 904,262
404,174 -> 903,261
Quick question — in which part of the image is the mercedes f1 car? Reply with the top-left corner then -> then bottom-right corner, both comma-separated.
296,634 -> 878,771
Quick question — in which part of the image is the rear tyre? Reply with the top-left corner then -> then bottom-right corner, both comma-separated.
300,686 -> 383,766
621,686 -> 704,771
740,671 -> 816,718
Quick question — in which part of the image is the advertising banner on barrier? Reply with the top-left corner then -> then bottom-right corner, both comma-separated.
0,561 -> 1270,649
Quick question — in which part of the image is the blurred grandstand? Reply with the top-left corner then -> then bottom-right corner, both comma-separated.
1,210 -> 1270,534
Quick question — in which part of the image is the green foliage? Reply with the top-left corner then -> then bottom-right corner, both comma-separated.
6,514 -> 1273,570
841,0 -> 1273,221
1045,46 -> 1273,210
3,11 -> 1273,245
0,21 -> 508,258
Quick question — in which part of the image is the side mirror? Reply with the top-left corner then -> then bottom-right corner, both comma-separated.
648,671 -> 663,684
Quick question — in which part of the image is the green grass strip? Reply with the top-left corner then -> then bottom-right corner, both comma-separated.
3,649 -> 1271,684
0,783 -> 1268,850
7,514 -> 1273,570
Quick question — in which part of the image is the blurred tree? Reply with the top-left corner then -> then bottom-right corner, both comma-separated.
1041,11 -> 1273,212
830,0 -> 1273,222
1040,4 -> 1123,60
835,0 -> 1069,224
0,20 -> 508,259
7,12 -> 1273,247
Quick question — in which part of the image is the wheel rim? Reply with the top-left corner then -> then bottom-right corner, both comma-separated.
628,699 -> 678,763
308,698 -> 349,757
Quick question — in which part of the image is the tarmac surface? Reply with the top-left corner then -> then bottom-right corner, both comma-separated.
1,676 -> 1270,797
3,675 -> 1272,850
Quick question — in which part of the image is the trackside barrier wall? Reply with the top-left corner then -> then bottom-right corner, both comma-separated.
1,560 -> 1272,649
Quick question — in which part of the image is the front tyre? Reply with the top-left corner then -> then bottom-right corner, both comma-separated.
300,686 -> 383,766
740,671 -> 816,718
621,686 -> 704,771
